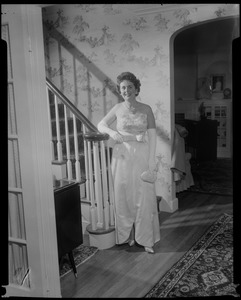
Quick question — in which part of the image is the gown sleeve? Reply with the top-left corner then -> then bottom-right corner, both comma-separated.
146,106 -> 156,129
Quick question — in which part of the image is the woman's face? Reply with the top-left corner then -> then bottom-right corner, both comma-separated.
119,80 -> 137,101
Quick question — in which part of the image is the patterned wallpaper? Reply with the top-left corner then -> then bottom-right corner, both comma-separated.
42,4 -> 238,204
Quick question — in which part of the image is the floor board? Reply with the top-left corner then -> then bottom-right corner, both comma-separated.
60,191 -> 233,298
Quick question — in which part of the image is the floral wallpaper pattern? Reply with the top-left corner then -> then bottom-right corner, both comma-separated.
42,3 -> 238,206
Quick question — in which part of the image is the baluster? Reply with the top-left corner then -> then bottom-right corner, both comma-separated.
73,114 -> 81,182
83,125 -> 90,202
46,87 -> 55,161
64,105 -> 73,180
107,143 -> 115,226
54,95 -> 63,161
100,140 -> 109,230
87,140 -> 97,230
93,141 -> 103,228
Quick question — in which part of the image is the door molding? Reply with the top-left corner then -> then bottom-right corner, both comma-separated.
4,5 -> 61,297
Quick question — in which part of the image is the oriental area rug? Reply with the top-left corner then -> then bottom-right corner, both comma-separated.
145,213 -> 239,298
60,244 -> 98,278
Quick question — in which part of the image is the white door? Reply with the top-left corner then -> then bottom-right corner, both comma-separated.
3,4 -> 61,297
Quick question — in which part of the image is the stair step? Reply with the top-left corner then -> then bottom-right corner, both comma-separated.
62,153 -> 85,160
51,131 -> 83,141
49,102 -> 65,119
51,117 -> 82,137
49,101 -> 82,124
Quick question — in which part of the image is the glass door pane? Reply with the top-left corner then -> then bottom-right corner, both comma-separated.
5,22 -> 30,290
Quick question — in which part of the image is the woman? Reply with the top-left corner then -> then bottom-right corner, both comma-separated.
97,72 -> 160,253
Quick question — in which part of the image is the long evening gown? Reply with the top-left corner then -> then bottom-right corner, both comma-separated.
111,103 -> 160,248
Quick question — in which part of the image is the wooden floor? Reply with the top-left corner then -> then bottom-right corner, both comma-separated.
60,191 -> 233,298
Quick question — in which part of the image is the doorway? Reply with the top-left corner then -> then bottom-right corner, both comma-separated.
171,16 -> 239,196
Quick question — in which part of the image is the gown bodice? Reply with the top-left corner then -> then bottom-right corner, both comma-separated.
116,106 -> 148,135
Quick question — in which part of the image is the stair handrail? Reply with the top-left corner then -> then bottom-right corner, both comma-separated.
46,77 -> 97,133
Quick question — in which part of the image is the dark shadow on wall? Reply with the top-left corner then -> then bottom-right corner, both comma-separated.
43,23 -> 123,121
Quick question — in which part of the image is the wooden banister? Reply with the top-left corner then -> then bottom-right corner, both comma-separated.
46,78 -> 115,245
46,77 -> 97,133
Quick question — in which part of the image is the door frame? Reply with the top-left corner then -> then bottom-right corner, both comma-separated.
169,16 -> 237,194
4,4 -> 61,297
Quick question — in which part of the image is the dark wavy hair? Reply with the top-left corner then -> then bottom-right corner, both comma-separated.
116,72 -> 141,96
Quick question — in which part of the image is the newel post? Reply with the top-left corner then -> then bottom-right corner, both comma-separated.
83,132 -> 116,250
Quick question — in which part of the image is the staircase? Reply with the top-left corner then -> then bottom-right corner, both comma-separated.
46,78 -> 115,249
48,91 -> 85,182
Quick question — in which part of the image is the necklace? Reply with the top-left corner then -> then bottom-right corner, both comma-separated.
123,101 -> 138,113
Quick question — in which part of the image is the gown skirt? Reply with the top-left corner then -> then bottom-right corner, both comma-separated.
111,139 -> 161,248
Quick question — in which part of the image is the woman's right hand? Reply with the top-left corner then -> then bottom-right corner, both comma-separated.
109,131 -> 124,143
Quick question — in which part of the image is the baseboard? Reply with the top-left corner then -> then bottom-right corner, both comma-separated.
158,196 -> 178,213
80,201 -> 91,235
82,219 -> 90,236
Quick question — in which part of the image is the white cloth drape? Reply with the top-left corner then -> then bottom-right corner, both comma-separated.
171,127 -> 194,193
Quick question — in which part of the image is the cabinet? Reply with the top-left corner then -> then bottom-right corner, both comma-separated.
175,99 -> 232,158
184,118 -> 218,162
54,179 -> 83,277
203,100 -> 232,158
